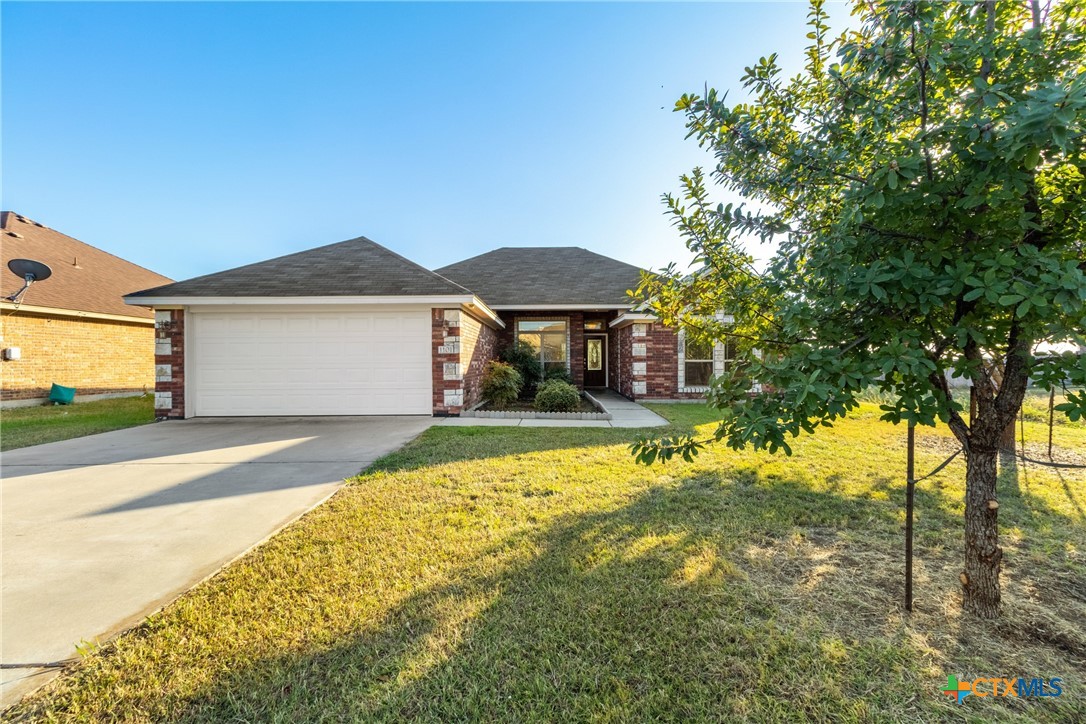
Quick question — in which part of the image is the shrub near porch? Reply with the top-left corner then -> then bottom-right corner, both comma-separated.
9,404 -> 1085,721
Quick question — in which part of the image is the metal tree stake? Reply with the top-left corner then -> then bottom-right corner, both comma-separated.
905,422 -> 916,612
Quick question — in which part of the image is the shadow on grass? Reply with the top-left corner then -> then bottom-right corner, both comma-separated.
1051,467 -> 1086,522
166,474 -> 943,722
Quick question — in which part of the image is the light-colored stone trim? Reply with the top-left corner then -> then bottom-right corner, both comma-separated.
677,328 -> 730,393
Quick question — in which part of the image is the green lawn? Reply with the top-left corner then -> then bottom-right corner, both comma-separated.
0,395 -> 155,451
8,403 -> 1085,722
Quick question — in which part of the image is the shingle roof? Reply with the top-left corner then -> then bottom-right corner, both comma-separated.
1,212 -> 173,319
126,236 -> 472,299
434,247 -> 647,307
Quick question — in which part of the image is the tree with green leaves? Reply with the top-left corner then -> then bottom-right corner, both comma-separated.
635,0 -> 1086,618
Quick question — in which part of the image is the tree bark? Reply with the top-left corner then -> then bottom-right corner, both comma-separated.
999,417 -> 1017,451
963,444 -> 1002,617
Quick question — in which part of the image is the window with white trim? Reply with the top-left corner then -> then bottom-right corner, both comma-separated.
516,319 -> 569,373
678,329 -> 735,391
684,336 -> 713,386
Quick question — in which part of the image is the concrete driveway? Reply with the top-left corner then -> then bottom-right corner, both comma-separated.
0,416 -> 433,706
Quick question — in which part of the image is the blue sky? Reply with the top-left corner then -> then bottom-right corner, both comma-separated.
2,2 -> 841,282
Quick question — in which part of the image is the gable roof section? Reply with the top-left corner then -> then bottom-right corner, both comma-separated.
434,247 -> 647,307
126,236 -> 473,300
1,212 -> 173,320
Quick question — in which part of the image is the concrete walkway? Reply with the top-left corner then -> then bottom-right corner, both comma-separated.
436,389 -> 669,428
0,416 -> 433,707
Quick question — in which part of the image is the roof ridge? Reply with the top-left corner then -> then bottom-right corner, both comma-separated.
124,237 -> 372,297
359,236 -> 474,295
126,233 -> 478,299
433,248 -> 498,271
436,245 -> 648,275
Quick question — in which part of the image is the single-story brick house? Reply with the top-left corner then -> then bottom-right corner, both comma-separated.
125,236 -> 734,417
1,212 -> 173,407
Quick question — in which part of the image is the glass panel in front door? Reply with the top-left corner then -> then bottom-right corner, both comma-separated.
587,339 -> 602,371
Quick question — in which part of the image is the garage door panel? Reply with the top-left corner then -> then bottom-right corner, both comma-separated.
371,315 -> 405,334
195,316 -> 228,335
191,309 -> 433,416
314,317 -> 343,333
225,316 -> 256,334
373,367 -> 417,386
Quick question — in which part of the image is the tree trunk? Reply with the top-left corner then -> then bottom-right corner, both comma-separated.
962,445 -> 1002,617
999,417 -> 1016,451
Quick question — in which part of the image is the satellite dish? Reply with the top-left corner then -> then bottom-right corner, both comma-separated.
8,259 -> 52,282
5,258 -> 52,303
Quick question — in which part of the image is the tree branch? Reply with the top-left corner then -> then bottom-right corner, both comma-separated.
928,363 -> 972,448
910,16 -> 935,183
979,0 -> 996,82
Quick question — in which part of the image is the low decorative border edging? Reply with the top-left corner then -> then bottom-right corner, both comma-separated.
462,391 -> 612,420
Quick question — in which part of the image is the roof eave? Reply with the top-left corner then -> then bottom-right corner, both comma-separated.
122,293 -> 505,329
0,301 -> 155,324
464,297 -> 505,329
488,303 -> 635,311
609,312 -> 659,329
123,294 -> 482,306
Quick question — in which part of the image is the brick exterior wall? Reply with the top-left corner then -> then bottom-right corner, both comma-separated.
612,321 -> 705,401
460,310 -> 500,410
431,307 -> 501,415
153,309 -> 186,418
0,311 -> 155,403
613,323 -> 634,397
432,308 -> 460,415
496,310 -> 620,390
568,312 -> 586,388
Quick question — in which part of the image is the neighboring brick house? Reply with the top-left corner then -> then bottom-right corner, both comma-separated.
0,212 -> 173,407
124,237 -> 733,418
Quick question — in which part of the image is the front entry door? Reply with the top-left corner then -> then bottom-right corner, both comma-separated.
584,334 -> 607,387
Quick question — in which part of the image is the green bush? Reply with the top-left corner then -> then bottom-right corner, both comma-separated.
543,366 -> 573,384
481,361 -> 522,407
534,379 -> 580,413
499,342 -> 544,394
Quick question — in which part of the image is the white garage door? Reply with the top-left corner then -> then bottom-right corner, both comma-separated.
190,308 -> 432,416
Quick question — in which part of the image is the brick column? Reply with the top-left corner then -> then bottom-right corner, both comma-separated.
568,311 -> 585,388
630,322 -> 649,398
154,310 -> 185,418
432,308 -> 464,415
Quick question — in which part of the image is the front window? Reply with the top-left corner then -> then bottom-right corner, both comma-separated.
516,319 -> 569,372
684,337 -> 714,386
680,333 -> 736,389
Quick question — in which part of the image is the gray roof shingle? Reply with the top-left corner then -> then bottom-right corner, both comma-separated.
126,236 -> 472,299
434,247 -> 647,307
